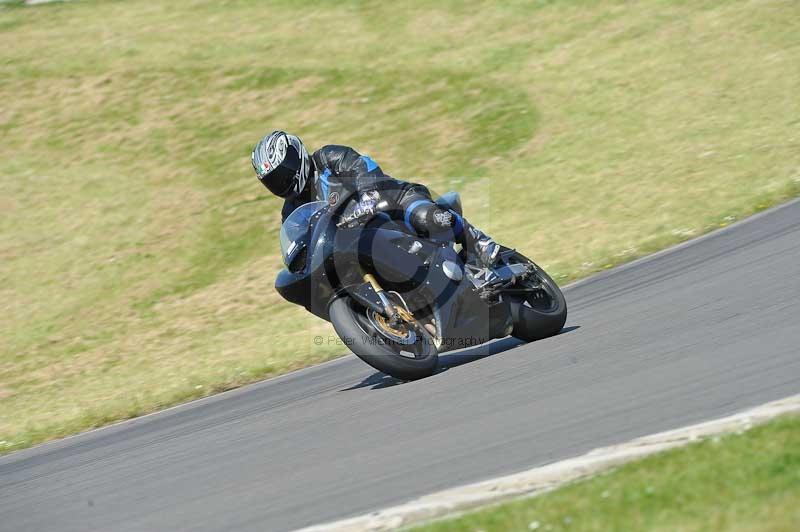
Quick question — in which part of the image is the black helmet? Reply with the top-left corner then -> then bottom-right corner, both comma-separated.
251,131 -> 311,198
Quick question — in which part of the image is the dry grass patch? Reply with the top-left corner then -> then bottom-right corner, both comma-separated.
1,0 -> 798,453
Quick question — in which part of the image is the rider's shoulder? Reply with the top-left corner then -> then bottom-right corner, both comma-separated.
313,144 -> 358,158
313,145 -> 363,174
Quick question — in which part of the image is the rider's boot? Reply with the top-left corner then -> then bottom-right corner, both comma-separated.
475,238 -> 501,268
469,227 -> 501,268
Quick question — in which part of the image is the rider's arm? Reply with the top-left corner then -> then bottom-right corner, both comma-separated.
311,145 -> 389,194
313,145 -> 459,236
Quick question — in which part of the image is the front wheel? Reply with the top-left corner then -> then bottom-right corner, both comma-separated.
503,252 -> 568,342
329,296 -> 439,381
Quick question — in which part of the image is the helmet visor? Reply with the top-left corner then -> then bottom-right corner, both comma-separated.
261,145 -> 302,198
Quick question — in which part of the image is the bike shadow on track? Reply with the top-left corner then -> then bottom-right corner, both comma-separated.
341,325 -> 580,391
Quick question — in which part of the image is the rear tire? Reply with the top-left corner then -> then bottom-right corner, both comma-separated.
505,253 -> 567,342
329,296 -> 439,381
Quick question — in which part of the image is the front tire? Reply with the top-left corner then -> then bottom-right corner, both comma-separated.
329,296 -> 439,381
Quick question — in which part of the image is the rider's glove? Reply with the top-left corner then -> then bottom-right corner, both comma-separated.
352,190 -> 381,219
339,190 -> 388,228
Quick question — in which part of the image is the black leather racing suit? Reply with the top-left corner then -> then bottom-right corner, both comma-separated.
281,145 -> 490,257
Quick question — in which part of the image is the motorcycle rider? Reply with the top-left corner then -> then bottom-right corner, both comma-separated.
251,130 -> 501,267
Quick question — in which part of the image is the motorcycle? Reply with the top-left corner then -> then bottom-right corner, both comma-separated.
275,191 -> 567,381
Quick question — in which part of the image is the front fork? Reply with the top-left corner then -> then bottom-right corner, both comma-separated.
362,273 -> 435,337
363,273 -> 398,321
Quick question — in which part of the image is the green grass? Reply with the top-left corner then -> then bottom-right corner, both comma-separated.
1,0 -> 799,453
414,415 -> 800,532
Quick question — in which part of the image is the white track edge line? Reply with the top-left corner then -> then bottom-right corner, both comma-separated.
296,394 -> 800,532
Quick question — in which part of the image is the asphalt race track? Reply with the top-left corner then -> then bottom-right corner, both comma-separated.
2,200 -> 800,532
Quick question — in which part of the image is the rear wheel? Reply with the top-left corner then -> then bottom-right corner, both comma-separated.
503,252 -> 567,342
329,296 -> 439,381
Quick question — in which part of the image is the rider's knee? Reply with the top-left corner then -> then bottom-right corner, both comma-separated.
404,200 -> 463,239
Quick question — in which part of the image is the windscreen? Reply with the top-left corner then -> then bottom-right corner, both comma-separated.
279,201 -> 328,265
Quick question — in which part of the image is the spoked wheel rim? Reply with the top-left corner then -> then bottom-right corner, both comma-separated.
513,279 -> 560,313
329,296 -> 439,381
504,257 -> 561,314
352,305 -> 432,359
366,310 -> 418,345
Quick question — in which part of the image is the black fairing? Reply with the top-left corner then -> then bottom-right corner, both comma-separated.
275,207 -> 338,320
274,202 -> 512,350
